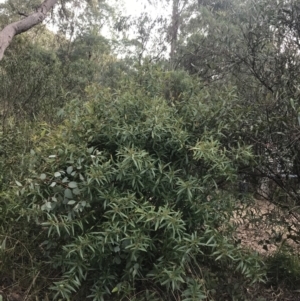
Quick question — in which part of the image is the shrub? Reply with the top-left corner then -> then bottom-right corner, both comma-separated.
266,249 -> 300,289
4,76 -> 263,300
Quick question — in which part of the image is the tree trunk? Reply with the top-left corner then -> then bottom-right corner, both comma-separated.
0,0 -> 58,61
170,0 -> 180,69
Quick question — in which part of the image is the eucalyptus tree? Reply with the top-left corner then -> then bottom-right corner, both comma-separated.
160,0 -> 199,68
113,0 -> 203,68
0,0 -> 58,60
136,0 -> 234,70
0,0 -> 117,60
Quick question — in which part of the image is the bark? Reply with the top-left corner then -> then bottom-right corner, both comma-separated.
170,0 -> 180,69
0,0 -> 58,61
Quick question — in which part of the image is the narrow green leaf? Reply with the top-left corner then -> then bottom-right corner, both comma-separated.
0,237 -> 6,250
15,181 -> 22,187
112,287 -> 118,293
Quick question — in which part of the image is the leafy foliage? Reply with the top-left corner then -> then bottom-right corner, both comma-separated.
1,0 -> 300,300
266,249 -> 300,289
1,72 -> 263,300
0,36 -> 63,125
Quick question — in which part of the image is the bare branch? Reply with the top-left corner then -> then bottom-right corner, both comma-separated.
0,0 -> 58,61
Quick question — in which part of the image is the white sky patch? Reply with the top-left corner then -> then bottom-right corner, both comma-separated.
123,0 -> 148,17
122,0 -> 165,18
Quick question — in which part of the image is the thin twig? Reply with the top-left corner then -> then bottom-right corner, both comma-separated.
24,271 -> 40,301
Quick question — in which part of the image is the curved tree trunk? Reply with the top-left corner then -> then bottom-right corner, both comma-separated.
0,0 -> 58,61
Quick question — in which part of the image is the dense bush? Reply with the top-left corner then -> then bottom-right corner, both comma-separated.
0,41 -> 64,125
0,75 -> 265,300
1,0 -> 300,299
266,250 -> 300,289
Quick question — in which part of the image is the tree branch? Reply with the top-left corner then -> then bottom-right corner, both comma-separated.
0,0 -> 58,61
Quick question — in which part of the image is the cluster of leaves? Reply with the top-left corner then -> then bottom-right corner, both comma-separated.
0,34 -> 64,125
2,0 -> 300,299
0,71 -> 264,300
173,0 -> 300,206
266,248 -> 300,289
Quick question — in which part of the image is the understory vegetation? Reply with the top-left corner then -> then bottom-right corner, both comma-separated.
0,0 -> 300,300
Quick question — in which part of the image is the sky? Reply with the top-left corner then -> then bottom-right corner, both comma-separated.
122,0 -> 164,18
0,0 -> 164,19
123,0 -> 147,17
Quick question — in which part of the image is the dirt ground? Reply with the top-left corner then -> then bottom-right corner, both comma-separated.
232,198 -> 300,301
233,198 -> 300,255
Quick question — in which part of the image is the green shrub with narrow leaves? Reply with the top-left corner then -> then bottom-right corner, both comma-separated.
266,249 -> 300,289
3,74 -> 263,300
